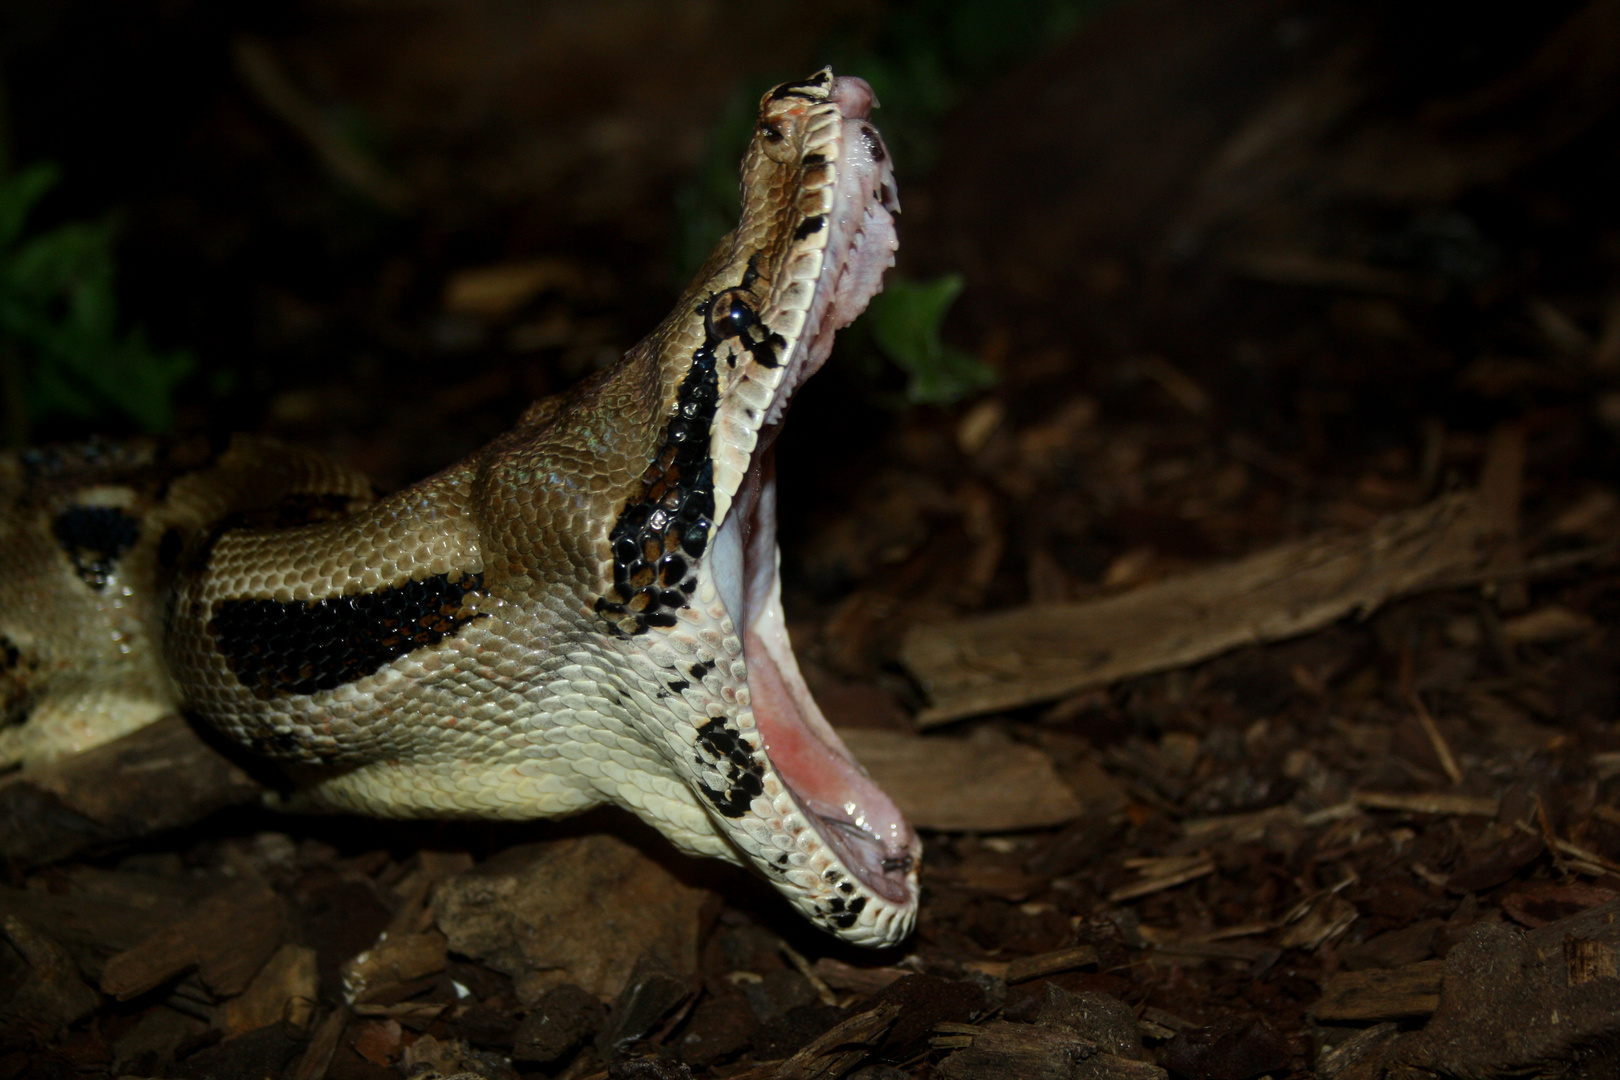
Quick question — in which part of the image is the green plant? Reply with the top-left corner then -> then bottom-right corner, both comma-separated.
0,162 -> 192,443
864,274 -> 995,404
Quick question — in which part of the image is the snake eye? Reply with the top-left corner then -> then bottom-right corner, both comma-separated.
758,113 -> 799,162
705,290 -> 756,341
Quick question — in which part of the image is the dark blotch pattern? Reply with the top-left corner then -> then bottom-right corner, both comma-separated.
793,215 -> 826,241
596,257 -> 782,637
767,70 -> 830,102
210,571 -> 487,699
52,506 -> 141,591
594,342 -> 716,638
861,124 -> 885,162
701,288 -> 784,371
0,633 -> 34,728
692,716 -> 764,818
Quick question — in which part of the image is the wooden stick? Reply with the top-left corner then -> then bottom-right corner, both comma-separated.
902,492 -> 1503,725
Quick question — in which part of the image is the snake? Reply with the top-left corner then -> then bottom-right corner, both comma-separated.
0,70 -> 919,948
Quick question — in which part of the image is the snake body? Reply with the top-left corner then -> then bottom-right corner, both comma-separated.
0,71 -> 919,947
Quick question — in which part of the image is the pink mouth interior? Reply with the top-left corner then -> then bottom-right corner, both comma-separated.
735,462 -> 914,904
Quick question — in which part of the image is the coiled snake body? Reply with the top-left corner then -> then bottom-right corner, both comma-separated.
0,71 -> 919,947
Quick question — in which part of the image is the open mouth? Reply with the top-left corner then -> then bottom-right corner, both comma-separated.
700,73 -> 918,930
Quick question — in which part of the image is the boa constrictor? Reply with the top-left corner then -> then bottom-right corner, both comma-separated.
0,70 -> 919,948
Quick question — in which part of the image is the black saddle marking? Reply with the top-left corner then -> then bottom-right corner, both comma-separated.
691,716 -> 765,818
209,571 -> 488,699
52,506 -> 141,591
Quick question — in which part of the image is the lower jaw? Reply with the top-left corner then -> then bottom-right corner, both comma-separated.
714,455 -> 916,907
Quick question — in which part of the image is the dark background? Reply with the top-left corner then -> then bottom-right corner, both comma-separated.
4,2 -> 1620,1077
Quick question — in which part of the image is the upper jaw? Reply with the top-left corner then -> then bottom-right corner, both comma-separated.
705,72 -> 902,542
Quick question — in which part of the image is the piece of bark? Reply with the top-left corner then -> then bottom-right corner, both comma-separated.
111,1005 -> 209,1073
1480,423 -> 1528,610
382,851 -> 475,936
286,1007 -> 347,1080
432,834 -> 709,1003
169,1022 -> 305,1080
351,1018 -> 405,1067
836,728 -> 1083,831
772,998 -> 903,1080
1005,947 -> 1102,985
513,983 -> 606,1064
0,715 -> 262,866
220,943 -> 318,1037
340,929 -> 447,1005
0,886 -> 179,982
1162,1018 -> 1289,1080
101,881 -> 288,1000
936,1021 -> 1168,1080
1391,899 -> 1620,1076
0,917 -> 100,1046
1315,1022 -> 1398,1080
1034,986 -> 1149,1061
596,951 -> 695,1060
1354,791 -> 1499,817
809,958 -> 908,995
902,493 -> 1501,724
1314,959 -> 1444,1021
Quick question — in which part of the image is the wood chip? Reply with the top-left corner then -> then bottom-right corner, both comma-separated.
771,998 -> 904,1080
808,958 -> 909,995
903,493 -> 1502,724
220,943 -> 318,1036
1144,939 -> 1271,964
1315,960 -> 1445,1021
100,881 -> 288,1000
1591,804 -> 1620,827
1499,605 -> 1599,643
431,834 -> 708,1003
1552,838 -> 1620,877
1314,1022 -> 1398,1080
1181,806 -> 1301,843
1004,945 -> 1100,984
0,715 -> 261,867
836,728 -> 1083,831
350,1001 -> 448,1020
935,1020 -> 1168,1080
1109,858 -> 1216,902
1480,423 -> 1528,610
1353,791 -> 1499,817
341,929 -> 448,1005
1277,894 -> 1358,950
287,1007 -> 348,1080
0,917 -> 100,1044
1398,900 -> 1620,1075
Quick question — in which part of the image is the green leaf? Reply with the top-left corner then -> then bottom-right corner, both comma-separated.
864,274 -> 995,404
0,163 -> 57,250
0,160 -> 194,440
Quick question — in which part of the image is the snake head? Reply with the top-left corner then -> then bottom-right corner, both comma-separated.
594,69 -> 917,947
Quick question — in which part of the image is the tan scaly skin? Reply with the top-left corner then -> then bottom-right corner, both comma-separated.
0,70 -> 919,947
